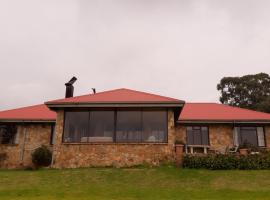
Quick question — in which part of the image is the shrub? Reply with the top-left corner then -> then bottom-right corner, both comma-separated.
183,153 -> 270,170
32,145 -> 52,168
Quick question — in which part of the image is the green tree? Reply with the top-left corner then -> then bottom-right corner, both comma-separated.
217,73 -> 270,113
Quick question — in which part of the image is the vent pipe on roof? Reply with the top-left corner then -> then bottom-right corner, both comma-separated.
65,77 -> 77,98
92,88 -> 96,94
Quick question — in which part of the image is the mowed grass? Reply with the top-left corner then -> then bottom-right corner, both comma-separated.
0,166 -> 270,200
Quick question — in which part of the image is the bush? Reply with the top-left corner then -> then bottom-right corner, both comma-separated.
183,153 -> 270,170
32,145 -> 52,168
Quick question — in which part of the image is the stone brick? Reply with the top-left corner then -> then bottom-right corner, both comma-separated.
0,124 -> 52,168
52,109 -> 176,168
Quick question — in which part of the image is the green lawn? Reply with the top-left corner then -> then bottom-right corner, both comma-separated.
0,166 -> 270,200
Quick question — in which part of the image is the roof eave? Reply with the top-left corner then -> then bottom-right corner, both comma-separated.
0,119 -> 56,123
177,120 -> 270,124
46,102 -> 185,109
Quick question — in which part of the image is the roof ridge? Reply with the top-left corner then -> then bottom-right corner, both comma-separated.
45,88 -> 134,103
46,88 -> 184,104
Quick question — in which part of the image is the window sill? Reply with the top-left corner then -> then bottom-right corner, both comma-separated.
61,142 -> 168,145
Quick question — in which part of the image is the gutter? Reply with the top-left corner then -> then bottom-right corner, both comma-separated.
0,119 -> 56,123
177,120 -> 270,124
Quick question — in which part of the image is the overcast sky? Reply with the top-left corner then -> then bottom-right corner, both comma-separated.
1,0 -> 270,110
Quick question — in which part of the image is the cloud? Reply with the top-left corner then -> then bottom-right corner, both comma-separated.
0,0 -> 270,110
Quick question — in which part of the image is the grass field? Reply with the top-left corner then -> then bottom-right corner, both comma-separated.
0,166 -> 270,200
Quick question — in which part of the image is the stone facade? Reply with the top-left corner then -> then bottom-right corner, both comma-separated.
2,113 -> 270,169
52,109 -> 176,168
209,125 -> 234,151
0,124 -> 52,168
175,123 -> 270,151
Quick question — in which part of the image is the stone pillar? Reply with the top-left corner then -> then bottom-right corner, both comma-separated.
175,144 -> 184,167
51,110 -> 64,168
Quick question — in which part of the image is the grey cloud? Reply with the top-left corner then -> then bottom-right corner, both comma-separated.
0,0 -> 270,110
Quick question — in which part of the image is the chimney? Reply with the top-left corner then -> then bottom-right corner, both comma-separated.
65,77 -> 77,98
92,88 -> 96,94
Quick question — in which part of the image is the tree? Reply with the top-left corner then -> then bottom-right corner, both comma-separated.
217,73 -> 270,113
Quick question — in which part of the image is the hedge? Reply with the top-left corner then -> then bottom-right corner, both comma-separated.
183,153 -> 270,170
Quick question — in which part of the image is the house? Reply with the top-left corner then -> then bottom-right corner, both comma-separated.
1,80 -> 270,168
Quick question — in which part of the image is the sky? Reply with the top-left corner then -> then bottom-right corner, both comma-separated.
0,0 -> 270,110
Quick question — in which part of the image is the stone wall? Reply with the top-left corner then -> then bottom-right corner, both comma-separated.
209,125 -> 234,151
52,109 -> 176,168
0,124 -> 52,168
175,124 -> 270,151
175,124 -> 234,151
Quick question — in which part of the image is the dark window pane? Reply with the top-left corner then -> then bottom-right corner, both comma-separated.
240,127 -> 258,146
50,125 -> 55,145
0,125 -> 17,144
186,127 -> 193,145
142,110 -> 167,143
63,112 -> 89,143
116,111 -> 142,142
186,127 -> 209,145
193,129 -> 202,145
201,127 -> 209,145
89,111 -> 114,142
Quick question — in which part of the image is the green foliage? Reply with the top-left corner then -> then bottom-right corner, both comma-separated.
217,73 -> 270,113
183,153 -> 270,170
31,145 -> 52,168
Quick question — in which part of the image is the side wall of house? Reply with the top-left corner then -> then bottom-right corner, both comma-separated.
175,123 -> 270,151
0,124 -> 52,169
52,109 -> 176,168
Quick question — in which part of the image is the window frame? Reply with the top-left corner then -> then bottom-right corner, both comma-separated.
0,124 -> 18,145
238,126 -> 266,147
186,126 -> 209,146
62,108 -> 168,144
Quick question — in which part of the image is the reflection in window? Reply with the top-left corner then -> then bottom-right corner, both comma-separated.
116,111 -> 142,142
63,112 -> 89,143
142,111 -> 167,142
0,125 -> 18,145
187,127 -> 209,145
63,109 -> 168,143
89,111 -> 114,142
234,127 -> 266,147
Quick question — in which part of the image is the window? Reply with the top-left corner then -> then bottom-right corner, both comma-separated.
63,112 -> 89,143
63,109 -> 168,143
89,111 -> 114,142
116,111 -> 142,142
186,126 -> 209,145
50,125 -> 55,145
234,127 -> 266,147
0,125 -> 18,145
142,111 -> 167,142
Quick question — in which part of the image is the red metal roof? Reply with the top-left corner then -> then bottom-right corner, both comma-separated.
46,88 -> 184,104
0,104 -> 56,122
179,103 -> 270,122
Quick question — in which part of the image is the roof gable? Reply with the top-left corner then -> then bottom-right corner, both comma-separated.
0,104 -> 56,122
179,103 -> 270,122
46,88 -> 184,105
